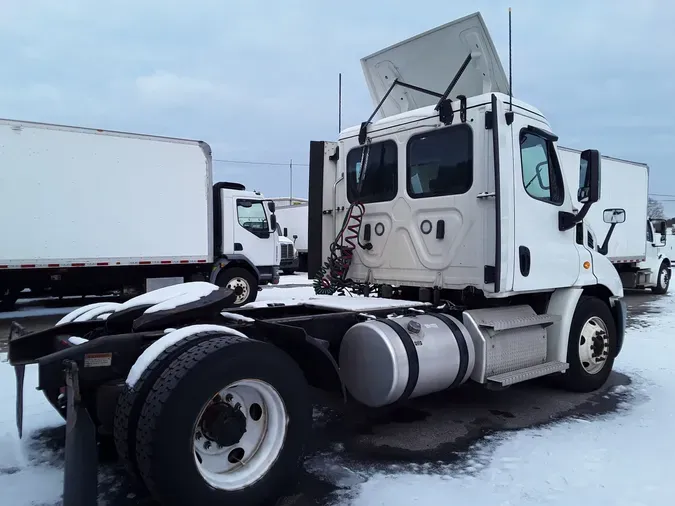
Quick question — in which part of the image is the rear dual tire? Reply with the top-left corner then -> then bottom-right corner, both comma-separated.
114,333 -> 311,506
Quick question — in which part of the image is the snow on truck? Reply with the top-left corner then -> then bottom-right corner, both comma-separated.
8,12 -> 629,506
559,147 -> 672,294
0,119 -> 281,309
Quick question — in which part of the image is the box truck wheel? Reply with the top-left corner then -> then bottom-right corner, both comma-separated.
216,267 -> 258,306
558,296 -> 617,393
133,335 -> 311,506
651,261 -> 670,295
113,331 -> 226,483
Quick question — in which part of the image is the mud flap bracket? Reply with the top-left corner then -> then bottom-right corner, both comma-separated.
63,360 -> 98,506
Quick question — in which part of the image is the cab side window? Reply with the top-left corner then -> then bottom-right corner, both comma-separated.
519,130 -> 564,205
646,221 -> 653,243
346,140 -> 398,204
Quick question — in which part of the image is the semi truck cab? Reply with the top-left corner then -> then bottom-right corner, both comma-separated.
310,12 -> 622,301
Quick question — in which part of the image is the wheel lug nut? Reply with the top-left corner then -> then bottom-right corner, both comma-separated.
195,431 -> 202,440
203,441 -> 211,450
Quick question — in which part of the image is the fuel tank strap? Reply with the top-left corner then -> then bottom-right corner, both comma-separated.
426,313 -> 470,388
376,318 -> 419,403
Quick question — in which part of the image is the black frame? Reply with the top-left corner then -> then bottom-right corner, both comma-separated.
518,128 -> 565,207
405,123 -> 473,199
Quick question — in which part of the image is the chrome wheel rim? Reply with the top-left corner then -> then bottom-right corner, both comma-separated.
578,316 -> 609,375
193,379 -> 288,491
226,277 -> 250,305
660,267 -> 669,288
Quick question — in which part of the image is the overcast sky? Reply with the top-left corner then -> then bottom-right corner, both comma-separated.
2,0 -> 674,215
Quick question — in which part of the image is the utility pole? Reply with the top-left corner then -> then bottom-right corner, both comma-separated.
289,158 -> 293,204
338,73 -> 342,133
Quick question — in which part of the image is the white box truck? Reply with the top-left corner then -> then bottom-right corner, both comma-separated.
274,202 -> 309,272
559,147 -> 672,294
0,118 -> 280,309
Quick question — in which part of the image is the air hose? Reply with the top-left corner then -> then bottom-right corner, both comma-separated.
313,141 -> 373,296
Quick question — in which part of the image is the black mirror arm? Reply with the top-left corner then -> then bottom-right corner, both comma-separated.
598,222 -> 617,255
559,201 -> 593,231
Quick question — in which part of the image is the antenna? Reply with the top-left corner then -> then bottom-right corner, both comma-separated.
508,7 -> 513,111
338,73 -> 343,133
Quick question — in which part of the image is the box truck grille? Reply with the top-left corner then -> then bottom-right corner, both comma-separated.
281,244 -> 292,259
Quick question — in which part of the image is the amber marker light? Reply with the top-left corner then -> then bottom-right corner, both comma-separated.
583,261 -> 591,270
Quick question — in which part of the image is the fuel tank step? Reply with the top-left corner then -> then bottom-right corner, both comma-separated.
474,313 -> 561,331
486,360 -> 569,387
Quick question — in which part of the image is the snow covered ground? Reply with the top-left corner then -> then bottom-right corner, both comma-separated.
0,288 -> 673,506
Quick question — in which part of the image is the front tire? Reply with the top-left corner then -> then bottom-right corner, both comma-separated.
134,335 -> 311,506
216,267 -> 258,306
558,296 -> 617,393
652,262 -> 670,295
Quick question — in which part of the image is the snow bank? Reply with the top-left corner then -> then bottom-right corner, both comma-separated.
125,324 -> 247,388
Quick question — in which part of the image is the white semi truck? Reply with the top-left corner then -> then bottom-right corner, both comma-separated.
559,147 -> 672,294
8,12 -> 630,506
0,119 -> 280,309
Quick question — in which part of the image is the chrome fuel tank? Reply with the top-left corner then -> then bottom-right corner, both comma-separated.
338,313 -> 475,408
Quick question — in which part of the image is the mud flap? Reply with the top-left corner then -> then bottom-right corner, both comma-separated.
9,322 -> 27,438
15,364 -> 25,438
63,360 -> 98,506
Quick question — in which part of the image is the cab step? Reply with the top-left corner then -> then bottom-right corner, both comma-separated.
487,361 -> 569,387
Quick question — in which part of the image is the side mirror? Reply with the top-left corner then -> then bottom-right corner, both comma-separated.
603,208 -> 626,224
283,227 -> 288,237
267,201 -> 276,213
270,214 -> 277,231
577,149 -> 601,204
652,219 -> 667,235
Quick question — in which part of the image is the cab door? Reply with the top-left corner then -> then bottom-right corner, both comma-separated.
511,115 -> 581,291
233,199 -> 275,268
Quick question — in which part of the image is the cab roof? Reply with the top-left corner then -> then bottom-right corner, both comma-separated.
339,92 -> 546,141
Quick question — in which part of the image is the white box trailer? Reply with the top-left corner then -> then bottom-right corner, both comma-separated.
559,147 -> 672,293
0,118 -> 280,309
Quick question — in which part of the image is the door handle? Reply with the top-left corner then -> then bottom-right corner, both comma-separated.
477,192 -> 496,199
519,246 -> 531,276
364,224 -> 371,241
436,220 -> 445,240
